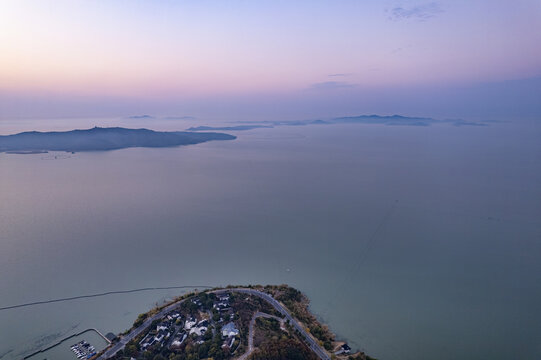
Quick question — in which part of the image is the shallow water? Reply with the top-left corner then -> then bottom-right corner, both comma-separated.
1,118 -> 540,360
26,330 -> 109,360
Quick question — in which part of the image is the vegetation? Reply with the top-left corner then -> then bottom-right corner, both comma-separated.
0,127 -> 236,152
133,313 -> 149,327
248,338 -> 319,360
347,354 -> 378,360
107,285 -> 373,360
264,284 -> 335,350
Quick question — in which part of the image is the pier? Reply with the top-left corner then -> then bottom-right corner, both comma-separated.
23,328 -> 110,360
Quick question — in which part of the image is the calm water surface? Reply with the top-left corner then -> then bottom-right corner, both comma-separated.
1,118 -> 540,360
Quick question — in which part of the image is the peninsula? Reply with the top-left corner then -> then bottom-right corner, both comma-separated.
96,285 -> 375,360
0,127 -> 236,153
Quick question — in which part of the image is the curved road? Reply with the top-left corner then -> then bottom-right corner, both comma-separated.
218,289 -> 330,360
237,312 -> 282,360
97,298 -> 189,359
98,288 -> 330,360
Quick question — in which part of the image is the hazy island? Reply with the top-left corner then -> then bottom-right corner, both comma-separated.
96,285 -> 375,360
0,127 -> 236,153
189,114 -> 486,132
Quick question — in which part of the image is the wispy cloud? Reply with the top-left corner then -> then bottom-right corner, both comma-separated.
128,114 -> 154,119
388,2 -> 443,21
308,81 -> 356,90
328,73 -> 351,77
163,116 -> 196,120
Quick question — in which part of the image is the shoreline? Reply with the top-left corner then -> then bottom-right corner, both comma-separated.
95,284 -> 375,360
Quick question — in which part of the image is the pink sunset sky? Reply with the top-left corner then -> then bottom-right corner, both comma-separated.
1,0 -> 540,120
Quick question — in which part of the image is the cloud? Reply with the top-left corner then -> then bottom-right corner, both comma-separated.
388,2 -> 443,21
128,114 -> 154,119
163,116 -> 196,120
308,81 -> 357,90
328,73 -> 351,77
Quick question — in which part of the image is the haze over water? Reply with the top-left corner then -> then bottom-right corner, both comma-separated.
1,117 -> 540,360
1,1 -> 541,359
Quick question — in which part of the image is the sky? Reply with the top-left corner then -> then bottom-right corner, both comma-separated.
1,0 -> 540,121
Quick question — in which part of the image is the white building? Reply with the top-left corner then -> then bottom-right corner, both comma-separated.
189,326 -> 208,336
222,322 -> 239,337
184,318 -> 197,330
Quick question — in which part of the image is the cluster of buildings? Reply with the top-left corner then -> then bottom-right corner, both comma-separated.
139,313 -> 180,351
213,293 -> 239,348
137,292 -> 240,355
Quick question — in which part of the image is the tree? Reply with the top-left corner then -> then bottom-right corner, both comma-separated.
124,344 -> 138,357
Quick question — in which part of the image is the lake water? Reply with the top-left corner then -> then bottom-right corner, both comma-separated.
1,117 -> 540,360
26,329 -> 109,360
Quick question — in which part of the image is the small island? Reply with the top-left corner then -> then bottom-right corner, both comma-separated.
0,127 -> 236,153
185,114 -> 485,132
97,285 -> 375,360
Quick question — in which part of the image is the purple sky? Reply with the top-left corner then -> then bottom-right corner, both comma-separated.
1,0 -> 540,121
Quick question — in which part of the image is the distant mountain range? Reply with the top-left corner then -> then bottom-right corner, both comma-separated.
186,114 -> 486,131
332,114 -> 435,126
0,115 -> 484,153
331,114 -> 485,127
0,127 -> 236,153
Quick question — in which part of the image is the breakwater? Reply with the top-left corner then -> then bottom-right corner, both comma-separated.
23,328 -> 108,360
0,285 -> 213,311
